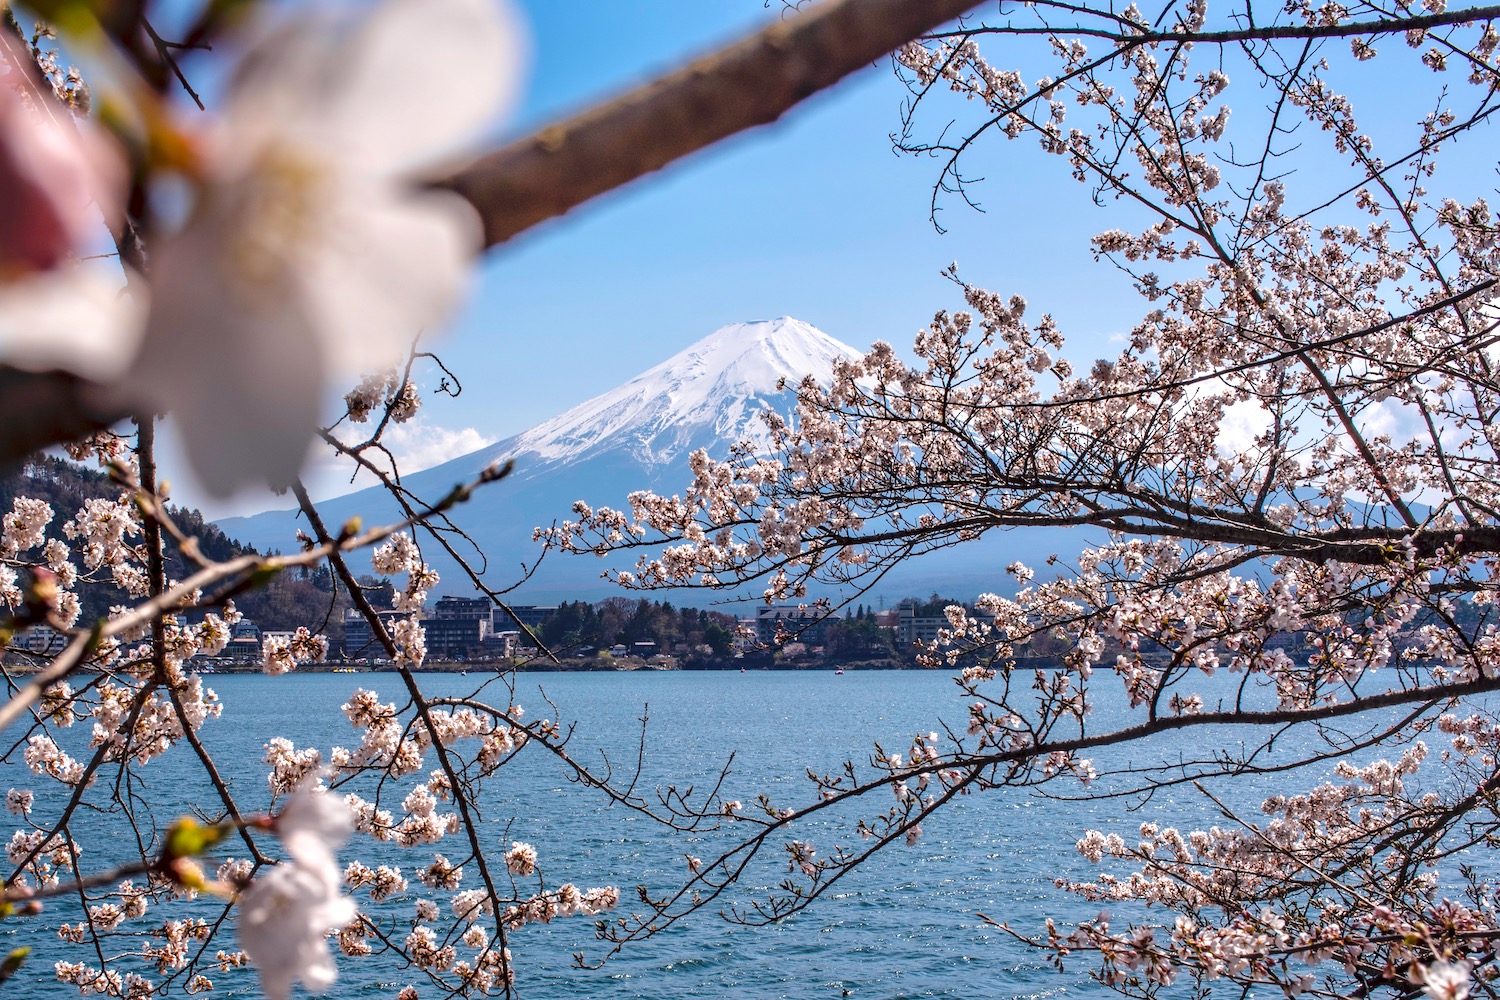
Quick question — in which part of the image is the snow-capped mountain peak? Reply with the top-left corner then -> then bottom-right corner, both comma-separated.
497,317 -> 861,468
218,315 -> 1041,603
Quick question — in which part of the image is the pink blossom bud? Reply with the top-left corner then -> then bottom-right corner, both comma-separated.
0,86 -> 121,279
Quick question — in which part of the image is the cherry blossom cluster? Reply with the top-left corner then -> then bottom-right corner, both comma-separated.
16,0 -> 1500,995
368,532 -> 440,672
544,0 -> 1500,992
0,451 -> 563,997
260,627 -> 328,677
344,369 -> 423,425
252,683 -> 629,997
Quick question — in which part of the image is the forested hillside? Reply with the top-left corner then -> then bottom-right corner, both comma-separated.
1,456 -> 354,633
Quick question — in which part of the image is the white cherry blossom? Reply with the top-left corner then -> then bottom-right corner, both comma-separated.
237,863 -> 355,1000
1420,960 -> 1472,1000
238,787 -> 356,1000
0,80 -> 121,278
0,76 -> 141,381
125,0 -> 524,496
0,266 -> 145,381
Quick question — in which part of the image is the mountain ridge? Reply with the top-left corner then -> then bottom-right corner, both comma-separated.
218,317 -> 1063,603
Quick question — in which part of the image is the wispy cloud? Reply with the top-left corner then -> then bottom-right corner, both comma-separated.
380,421 -> 496,474
272,418 -> 497,514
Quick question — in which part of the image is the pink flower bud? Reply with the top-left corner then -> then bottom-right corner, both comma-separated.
0,86 -> 121,279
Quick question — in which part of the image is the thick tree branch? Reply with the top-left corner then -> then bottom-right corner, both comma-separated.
441,0 -> 987,248
0,0 -> 988,466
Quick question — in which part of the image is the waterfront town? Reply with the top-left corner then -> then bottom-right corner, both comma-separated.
5,585 -> 1348,675
3,594 -> 1059,671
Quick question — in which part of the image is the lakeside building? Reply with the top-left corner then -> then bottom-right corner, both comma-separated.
342,608 -> 408,659
434,596 -> 490,620
428,597 -> 533,660
488,631 -> 520,659
427,595 -> 493,660
342,602 -> 522,663
755,605 -> 842,645
494,605 -> 556,636
895,601 -> 998,650
224,619 -> 263,661
8,627 -> 67,657
424,615 -> 491,660
734,621 -> 759,654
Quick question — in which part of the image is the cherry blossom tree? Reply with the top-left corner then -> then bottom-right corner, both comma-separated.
0,0 -> 987,996
543,1 -> 1500,997
10,0 -> 1500,996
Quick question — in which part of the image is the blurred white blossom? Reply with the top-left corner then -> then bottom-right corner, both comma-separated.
0,80 -> 137,379
0,81 -> 120,279
1421,960 -> 1472,1000
238,786 -> 355,1000
125,0 -> 524,496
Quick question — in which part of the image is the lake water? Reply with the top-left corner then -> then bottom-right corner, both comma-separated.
3,669 -> 1428,998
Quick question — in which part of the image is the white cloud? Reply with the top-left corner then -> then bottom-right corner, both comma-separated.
158,411 -> 498,520
257,418 -> 496,514
379,420 -> 495,474
1215,396 -> 1273,457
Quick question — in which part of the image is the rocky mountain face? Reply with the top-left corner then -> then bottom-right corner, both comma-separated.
218,317 -> 1048,605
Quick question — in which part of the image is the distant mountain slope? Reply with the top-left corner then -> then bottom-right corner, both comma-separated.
218,318 -> 1072,605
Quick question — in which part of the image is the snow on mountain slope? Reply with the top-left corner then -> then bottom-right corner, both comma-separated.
217,318 -> 880,599
486,316 -> 860,470
218,315 -> 1079,602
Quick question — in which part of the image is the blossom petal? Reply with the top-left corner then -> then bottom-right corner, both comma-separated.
0,267 -> 145,380
306,184 -> 480,368
228,0 -> 525,173
0,84 -> 124,276
129,0 -> 508,498
324,0 -> 525,171
238,864 -> 356,1000
126,225 -> 324,498
277,787 -> 353,870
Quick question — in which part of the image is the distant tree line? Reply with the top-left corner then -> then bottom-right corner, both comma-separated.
535,598 -> 739,658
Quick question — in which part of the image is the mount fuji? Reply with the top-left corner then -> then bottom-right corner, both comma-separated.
217,317 -> 1043,604
495,316 -> 854,471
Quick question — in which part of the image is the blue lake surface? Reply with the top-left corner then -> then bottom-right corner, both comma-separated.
2,668 -> 1438,998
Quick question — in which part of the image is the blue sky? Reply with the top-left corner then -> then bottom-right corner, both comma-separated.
444,0 -> 1500,430
168,0 -> 1500,517
442,1 -> 1129,425
169,0 -> 1138,515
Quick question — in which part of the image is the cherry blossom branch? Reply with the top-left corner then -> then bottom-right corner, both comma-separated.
161,681 -> 269,865
926,3 -> 1500,45
0,465 -> 507,736
0,0 -> 1000,465
314,427 -> 556,660
9,0 -> 1499,470
3,859 -> 154,904
587,673 -> 1485,955
6,680 -> 158,890
289,482 -> 520,997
